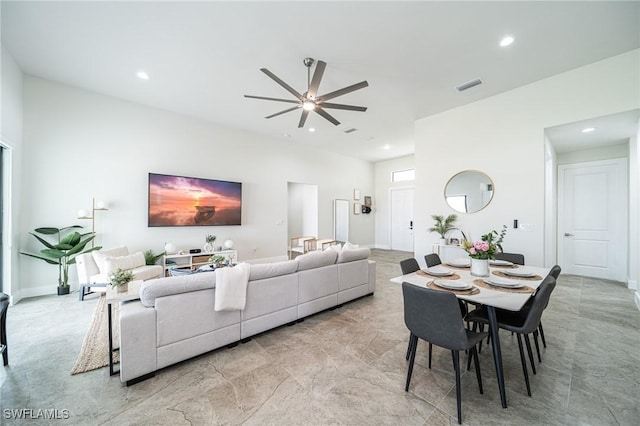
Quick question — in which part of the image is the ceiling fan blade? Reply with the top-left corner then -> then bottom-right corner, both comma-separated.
320,102 -> 367,112
315,107 -> 340,126
261,68 -> 304,100
298,110 -> 310,128
307,60 -> 326,99
318,81 -> 369,102
265,105 -> 300,119
244,95 -> 300,104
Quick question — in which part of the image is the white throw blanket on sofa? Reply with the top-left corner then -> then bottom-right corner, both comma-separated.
214,262 -> 250,311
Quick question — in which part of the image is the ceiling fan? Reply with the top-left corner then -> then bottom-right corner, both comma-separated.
244,57 -> 368,128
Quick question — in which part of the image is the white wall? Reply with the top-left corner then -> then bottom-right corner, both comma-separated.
544,136 -> 557,268
374,155 -> 414,249
0,44 -> 24,301
557,142 -> 628,164
414,49 -> 640,267
19,77 -> 374,298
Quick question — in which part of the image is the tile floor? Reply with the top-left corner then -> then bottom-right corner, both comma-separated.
1,249 -> 639,425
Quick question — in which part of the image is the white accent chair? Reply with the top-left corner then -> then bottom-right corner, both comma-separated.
76,246 -> 163,301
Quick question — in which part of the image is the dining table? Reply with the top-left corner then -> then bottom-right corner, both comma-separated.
391,259 -> 551,408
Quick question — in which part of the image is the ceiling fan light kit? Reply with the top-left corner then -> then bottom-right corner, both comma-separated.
245,57 -> 368,128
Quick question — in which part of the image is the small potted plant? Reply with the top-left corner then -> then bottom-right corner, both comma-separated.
110,268 -> 134,293
461,225 -> 507,277
209,254 -> 226,268
204,234 -> 217,253
428,214 -> 458,244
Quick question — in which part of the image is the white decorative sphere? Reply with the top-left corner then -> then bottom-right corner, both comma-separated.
224,239 -> 234,249
164,243 -> 177,254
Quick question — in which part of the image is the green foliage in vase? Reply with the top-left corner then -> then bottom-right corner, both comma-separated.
110,268 -> 134,287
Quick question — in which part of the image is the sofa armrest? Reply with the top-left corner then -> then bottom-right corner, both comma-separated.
119,300 -> 157,383
76,253 -> 99,285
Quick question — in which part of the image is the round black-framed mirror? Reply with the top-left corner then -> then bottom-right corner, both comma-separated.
444,170 -> 494,213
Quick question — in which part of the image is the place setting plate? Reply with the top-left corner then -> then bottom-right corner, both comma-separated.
500,268 -> 536,278
445,258 -> 471,268
482,276 -> 523,288
421,265 -> 455,276
433,279 -> 472,290
489,259 -> 514,267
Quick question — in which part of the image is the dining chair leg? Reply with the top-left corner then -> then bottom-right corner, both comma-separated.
471,346 -> 483,394
428,343 -> 433,369
523,334 -> 537,375
405,332 -> 413,360
452,350 -> 462,424
538,322 -> 547,348
516,334 -> 532,397
405,335 -> 419,391
533,330 -> 542,362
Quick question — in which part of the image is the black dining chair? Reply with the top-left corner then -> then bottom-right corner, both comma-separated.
0,293 -> 9,366
400,258 -> 420,275
424,253 -> 442,268
535,264 -> 561,350
465,276 -> 556,397
400,258 -> 434,366
495,252 -> 525,265
403,282 -> 487,424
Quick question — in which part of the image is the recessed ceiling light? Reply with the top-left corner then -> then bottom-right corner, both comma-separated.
581,127 -> 595,133
136,71 -> 150,80
499,36 -> 515,47
309,128 -> 315,133
383,144 -> 391,150
283,133 -> 291,138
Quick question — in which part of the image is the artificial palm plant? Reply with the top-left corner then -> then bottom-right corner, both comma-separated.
428,214 -> 458,239
20,226 -> 101,294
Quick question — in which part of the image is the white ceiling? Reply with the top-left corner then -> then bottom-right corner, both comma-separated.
2,1 -> 639,161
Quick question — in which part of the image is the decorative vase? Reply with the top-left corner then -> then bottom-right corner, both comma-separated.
204,243 -> 214,253
470,258 -> 490,277
438,238 -> 447,245
117,283 -> 128,293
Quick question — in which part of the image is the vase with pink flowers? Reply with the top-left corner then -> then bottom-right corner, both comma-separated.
462,226 -> 507,276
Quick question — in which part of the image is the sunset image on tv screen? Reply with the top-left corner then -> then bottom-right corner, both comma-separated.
148,173 -> 242,226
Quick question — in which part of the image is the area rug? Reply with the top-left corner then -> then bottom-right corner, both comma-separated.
70,295 -> 120,375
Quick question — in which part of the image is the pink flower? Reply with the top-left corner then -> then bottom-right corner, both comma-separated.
480,242 -> 489,251
469,247 -> 476,255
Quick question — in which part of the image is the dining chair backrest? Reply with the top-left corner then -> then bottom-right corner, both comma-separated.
548,264 -> 561,279
424,253 -> 442,268
402,282 -> 469,351
495,252 -> 525,265
400,258 -> 420,275
517,276 -> 556,334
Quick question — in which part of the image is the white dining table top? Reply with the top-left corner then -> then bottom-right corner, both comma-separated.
391,263 -> 551,312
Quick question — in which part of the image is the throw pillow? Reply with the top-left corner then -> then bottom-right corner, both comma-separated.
103,251 -> 145,276
92,246 -> 129,274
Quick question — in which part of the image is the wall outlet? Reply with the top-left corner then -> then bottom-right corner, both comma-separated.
520,223 -> 534,232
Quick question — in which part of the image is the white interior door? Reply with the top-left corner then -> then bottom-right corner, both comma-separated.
558,159 -> 627,282
390,188 -> 414,252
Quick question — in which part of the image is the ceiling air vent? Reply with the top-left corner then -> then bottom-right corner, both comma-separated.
456,78 -> 483,92
344,128 -> 357,134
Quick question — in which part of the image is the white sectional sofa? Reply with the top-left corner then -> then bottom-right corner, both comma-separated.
119,247 -> 376,385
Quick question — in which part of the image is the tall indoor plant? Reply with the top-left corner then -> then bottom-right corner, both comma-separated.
428,214 -> 458,244
20,226 -> 102,295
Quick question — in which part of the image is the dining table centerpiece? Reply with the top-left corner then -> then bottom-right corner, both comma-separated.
462,225 -> 507,277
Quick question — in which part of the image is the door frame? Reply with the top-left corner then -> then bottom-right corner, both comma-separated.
389,186 -> 415,252
557,158 -> 628,282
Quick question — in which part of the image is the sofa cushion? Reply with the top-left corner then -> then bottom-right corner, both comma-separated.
296,250 -> 337,271
103,252 -> 146,276
92,246 -> 129,274
325,243 -> 343,254
337,247 -> 370,264
249,260 -> 298,281
140,273 -> 216,307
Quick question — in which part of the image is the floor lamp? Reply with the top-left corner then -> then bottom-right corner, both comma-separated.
77,198 -> 109,247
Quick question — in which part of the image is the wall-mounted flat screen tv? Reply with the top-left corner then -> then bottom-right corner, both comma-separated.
148,173 -> 242,227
